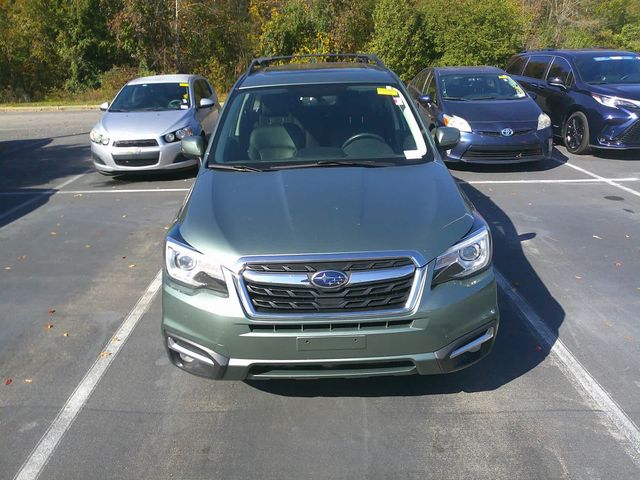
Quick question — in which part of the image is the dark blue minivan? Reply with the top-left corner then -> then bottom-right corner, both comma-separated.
506,49 -> 640,154
408,66 -> 553,164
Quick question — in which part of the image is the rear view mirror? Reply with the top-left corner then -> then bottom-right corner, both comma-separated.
181,136 -> 205,162
418,94 -> 432,107
99,101 -> 109,111
434,127 -> 460,150
548,77 -> 566,89
199,98 -> 215,109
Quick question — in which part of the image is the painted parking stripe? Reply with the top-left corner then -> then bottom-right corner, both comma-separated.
462,177 -> 639,185
0,172 -> 88,223
495,269 -> 640,466
0,188 -> 191,196
13,270 -> 163,480
555,159 -> 640,198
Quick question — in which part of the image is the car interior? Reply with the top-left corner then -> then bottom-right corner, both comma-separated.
217,86 -> 419,163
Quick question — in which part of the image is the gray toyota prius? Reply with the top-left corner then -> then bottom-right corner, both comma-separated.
162,54 -> 499,380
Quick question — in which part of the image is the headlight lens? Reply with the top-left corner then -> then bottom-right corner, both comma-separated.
165,126 -> 193,143
90,129 -> 109,145
592,94 -> 640,109
433,227 -> 491,285
537,113 -> 551,130
165,237 -> 227,294
443,114 -> 472,133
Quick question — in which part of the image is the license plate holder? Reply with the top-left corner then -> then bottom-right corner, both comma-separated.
297,335 -> 366,351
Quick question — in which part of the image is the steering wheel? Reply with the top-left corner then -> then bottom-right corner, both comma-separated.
168,99 -> 182,109
342,133 -> 386,150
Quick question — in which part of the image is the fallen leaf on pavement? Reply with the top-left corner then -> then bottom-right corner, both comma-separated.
24,379 -> 32,384
18,255 -> 27,261
615,262 -> 623,267
50,231 -> 57,236
592,235 -> 602,240
46,323 -> 54,330
63,332 -> 69,337
73,193 -> 83,197
84,244 -> 91,249
4,378 -> 12,386
122,214 -> 127,218
128,264 -> 136,268
48,309 -> 55,315
575,275 -> 582,280
100,351 -> 111,358
4,266 -> 11,271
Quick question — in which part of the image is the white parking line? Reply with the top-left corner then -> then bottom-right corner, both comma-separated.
555,159 -> 640,198
13,270 -> 163,480
0,188 -> 191,196
463,177 -> 639,185
0,172 -> 88,223
495,270 -> 640,466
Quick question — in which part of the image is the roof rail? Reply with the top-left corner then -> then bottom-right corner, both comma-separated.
246,53 -> 385,74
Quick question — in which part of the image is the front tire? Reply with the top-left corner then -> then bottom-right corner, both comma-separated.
563,112 -> 590,155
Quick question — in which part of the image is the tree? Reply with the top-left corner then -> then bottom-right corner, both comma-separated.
368,0 -> 436,81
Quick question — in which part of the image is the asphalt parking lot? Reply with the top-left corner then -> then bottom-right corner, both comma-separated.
1,110 -> 639,479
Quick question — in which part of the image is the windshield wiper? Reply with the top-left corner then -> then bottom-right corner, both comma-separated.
208,163 -> 267,172
442,96 -> 469,101
471,96 -> 497,100
275,160 -> 396,169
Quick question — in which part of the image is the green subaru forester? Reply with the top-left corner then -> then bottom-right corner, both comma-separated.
162,54 -> 499,380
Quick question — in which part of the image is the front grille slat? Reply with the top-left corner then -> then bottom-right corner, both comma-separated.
113,139 -> 159,147
242,258 -> 416,315
462,145 -> 543,160
248,319 -> 413,333
617,121 -> 640,145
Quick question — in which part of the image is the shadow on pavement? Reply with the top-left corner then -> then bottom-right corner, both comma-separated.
447,146 -> 568,174
592,148 -> 640,161
247,181 -> 565,397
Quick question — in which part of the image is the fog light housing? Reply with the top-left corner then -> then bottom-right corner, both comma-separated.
165,334 -> 228,379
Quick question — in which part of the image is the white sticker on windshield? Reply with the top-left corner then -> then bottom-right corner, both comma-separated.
382,86 -> 428,160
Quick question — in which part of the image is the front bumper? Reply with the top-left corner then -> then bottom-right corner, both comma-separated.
91,139 -> 197,173
444,128 -> 553,164
162,264 -> 499,380
591,115 -> 640,149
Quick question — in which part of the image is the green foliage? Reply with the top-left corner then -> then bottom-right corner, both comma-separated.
1,0 -> 640,103
423,0 -> 524,67
369,0 -> 436,82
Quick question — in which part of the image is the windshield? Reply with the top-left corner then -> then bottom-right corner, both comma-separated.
439,73 -> 527,100
574,55 -> 640,84
109,82 -> 191,112
210,83 -> 430,169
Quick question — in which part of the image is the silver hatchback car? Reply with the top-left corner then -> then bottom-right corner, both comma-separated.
90,74 -> 220,174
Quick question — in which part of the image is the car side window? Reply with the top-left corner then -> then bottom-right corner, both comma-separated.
409,69 -> 428,96
425,76 -> 437,104
506,56 -> 526,75
546,57 -> 573,85
195,79 -> 214,107
522,55 -> 553,79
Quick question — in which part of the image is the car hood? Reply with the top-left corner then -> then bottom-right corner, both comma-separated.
589,83 -> 640,100
98,110 -> 192,138
443,98 -> 541,127
179,162 -> 475,268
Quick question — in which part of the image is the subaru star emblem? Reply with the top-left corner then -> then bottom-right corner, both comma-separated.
311,270 -> 348,289
501,128 -> 514,137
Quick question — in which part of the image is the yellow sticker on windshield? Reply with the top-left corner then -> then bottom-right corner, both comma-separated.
499,75 -> 508,79
377,87 -> 398,96
179,83 -> 189,87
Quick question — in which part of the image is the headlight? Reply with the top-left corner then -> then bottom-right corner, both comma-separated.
433,227 -> 491,285
537,113 -> 551,130
164,126 -> 193,143
443,114 -> 472,133
165,237 -> 227,294
90,129 -> 109,145
592,94 -> 640,110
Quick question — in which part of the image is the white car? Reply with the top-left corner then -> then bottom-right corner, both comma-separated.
90,74 -> 220,174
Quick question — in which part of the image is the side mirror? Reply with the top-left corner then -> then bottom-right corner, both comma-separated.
548,77 -> 566,89
417,94 -> 432,107
434,126 -> 460,150
199,98 -> 215,109
181,136 -> 205,162
99,101 -> 109,111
